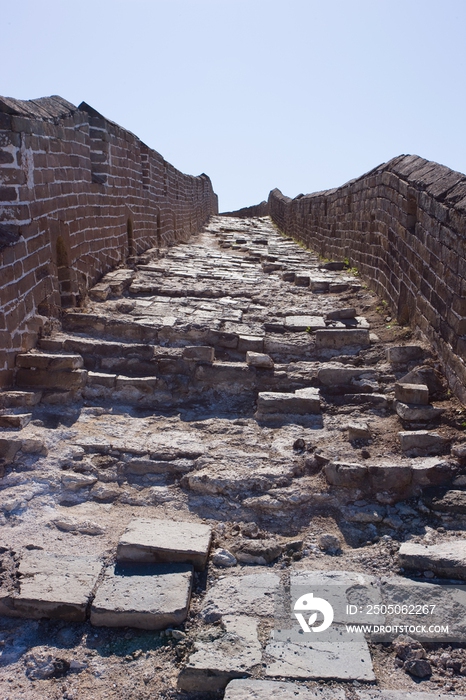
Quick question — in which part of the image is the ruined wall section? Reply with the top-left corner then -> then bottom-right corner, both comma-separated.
269,155 -> 466,402
0,95 -> 217,387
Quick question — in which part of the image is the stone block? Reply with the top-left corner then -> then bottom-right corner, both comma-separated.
0,413 -> 31,429
284,316 -> 326,331
16,352 -> 83,370
347,421 -> 371,440
0,391 -> 41,408
326,308 -> 356,320
386,345 -> 424,363
201,573 -> 280,622
246,352 -> 274,369
395,382 -> 429,405
256,389 -> 320,415
0,436 -> 23,463
324,461 -> 367,487
86,371 -> 116,388
89,283 -> 111,301
265,628 -> 374,681
314,328 -> 370,349
90,562 -> 193,629
178,615 -> 261,692
224,680 -> 345,699
398,541 -> 466,579
317,364 -> 372,386
238,335 -> 264,353
294,273 -> 309,286
10,551 -> 102,622
309,278 -> 329,292
182,346 -> 215,362
15,368 -> 87,391
116,517 -> 212,571
399,430 -> 448,455
395,401 -> 444,422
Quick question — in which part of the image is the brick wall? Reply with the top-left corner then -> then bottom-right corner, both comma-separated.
0,95 -> 218,387
268,155 -> 466,402
220,200 -> 269,217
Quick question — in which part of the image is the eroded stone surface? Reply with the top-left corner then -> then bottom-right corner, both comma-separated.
9,551 -> 102,622
398,541 -> 466,580
178,615 -> 261,692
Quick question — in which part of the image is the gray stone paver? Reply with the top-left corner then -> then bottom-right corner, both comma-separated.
90,563 -> 193,629
11,551 -> 102,622
116,517 -> 212,570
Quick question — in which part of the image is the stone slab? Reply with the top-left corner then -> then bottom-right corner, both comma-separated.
314,328 -> 370,349
225,679 -> 345,699
116,517 -> 212,571
265,629 -> 374,681
284,316 -> 326,331
395,401 -> 444,422
178,615 -> 261,692
238,335 -> 264,353
395,382 -> 429,405
90,563 -> 193,630
16,368 -> 87,391
398,540 -> 466,579
182,345 -> 215,362
317,364 -> 372,386
0,413 -> 32,429
201,572 -> 280,622
15,352 -> 83,370
356,691 -> 466,700
10,551 -> 102,622
386,345 -> 424,363
399,430 -> 448,455
246,351 -> 274,369
326,308 -> 356,320
256,390 -> 320,415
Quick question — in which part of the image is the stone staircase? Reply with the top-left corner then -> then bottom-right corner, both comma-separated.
1,215 -> 466,697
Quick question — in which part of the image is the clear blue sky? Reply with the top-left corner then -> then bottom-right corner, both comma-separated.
2,0 -> 466,212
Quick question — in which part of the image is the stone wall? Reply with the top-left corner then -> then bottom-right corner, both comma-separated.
268,155 -> 466,402
220,200 -> 269,218
0,95 -> 218,387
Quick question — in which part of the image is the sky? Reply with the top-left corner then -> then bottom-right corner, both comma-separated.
2,0 -> 466,212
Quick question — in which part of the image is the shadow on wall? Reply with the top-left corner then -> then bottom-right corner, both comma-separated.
268,154 -> 466,403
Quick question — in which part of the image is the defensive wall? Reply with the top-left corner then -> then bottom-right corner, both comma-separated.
0,95 -> 218,387
220,200 -> 269,218
268,155 -> 466,403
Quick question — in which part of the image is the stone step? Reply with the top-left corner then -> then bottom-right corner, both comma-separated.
178,615 -> 262,693
0,413 -> 32,429
323,458 -> 456,496
39,333 -> 156,361
399,430 -> 449,456
90,562 -> 193,630
1,551 -> 102,622
16,368 -> 87,391
314,328 -> 371,350
0,390 -> 42,408
398,540 -> 466,579
116,517 -> 212,571
255,389 -> 321,417
16,352 -> 83,371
